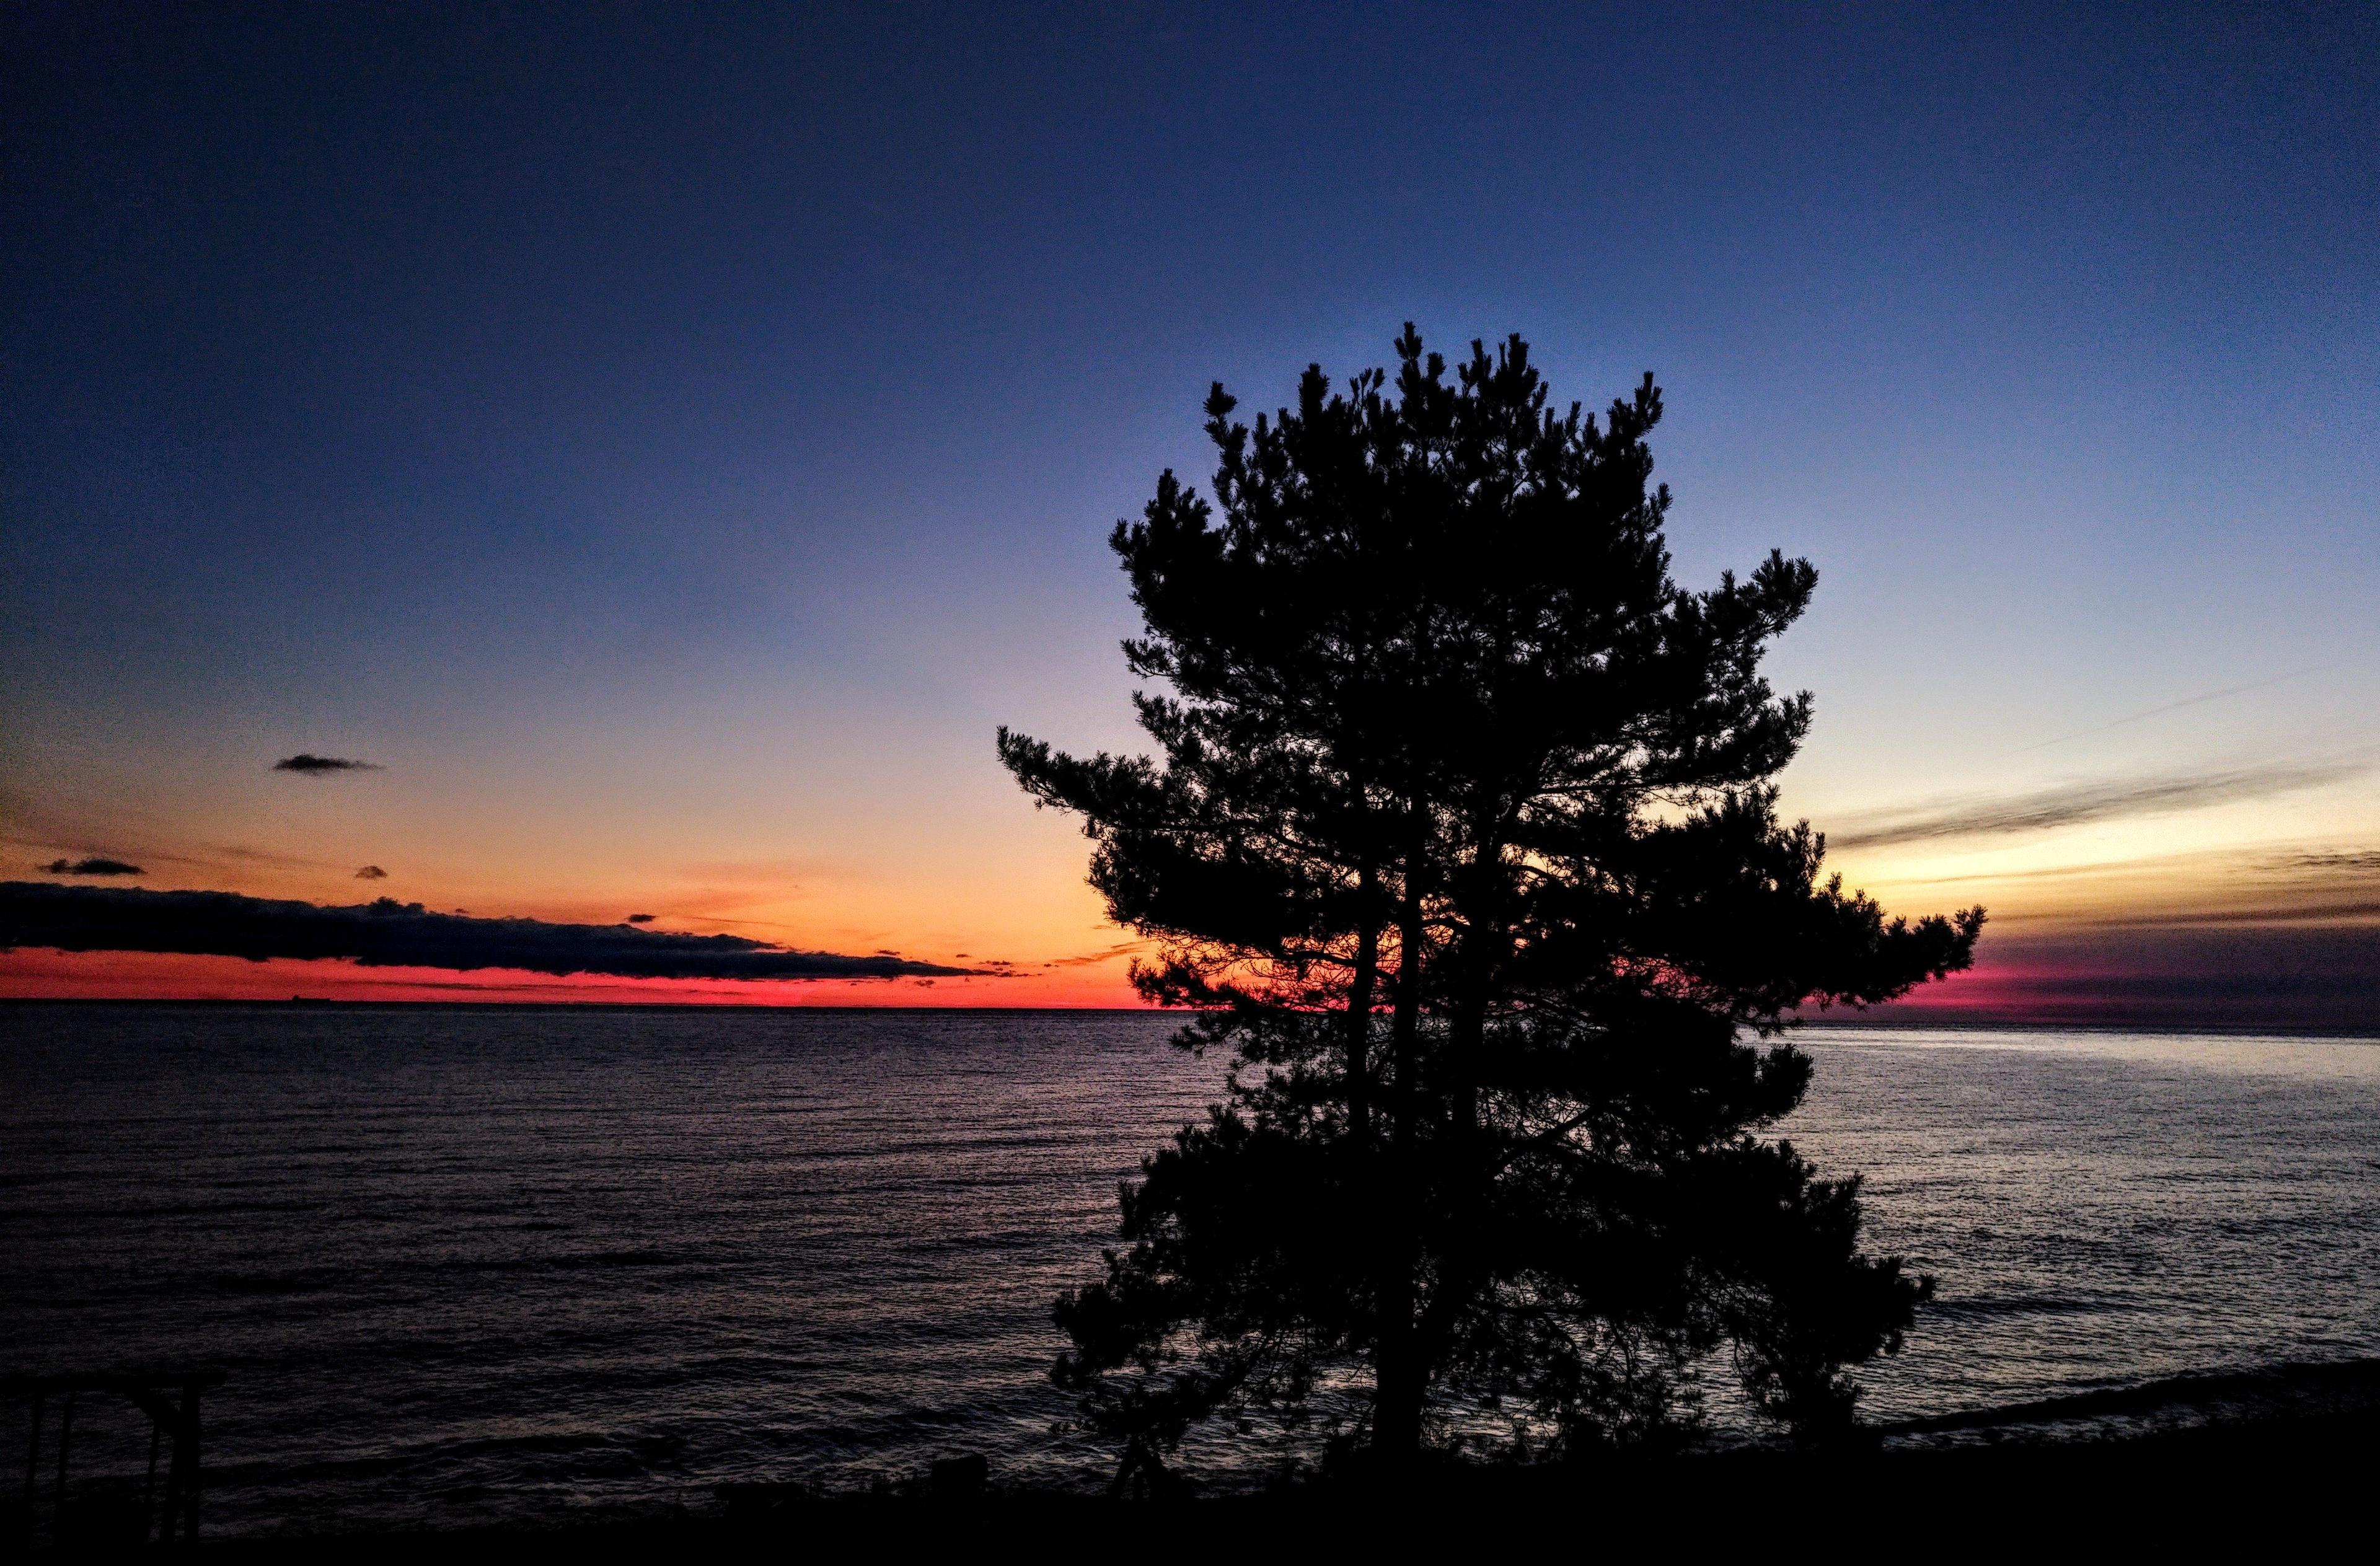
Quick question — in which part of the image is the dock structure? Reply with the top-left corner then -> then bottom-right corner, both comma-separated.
6,1368 -> 224,1546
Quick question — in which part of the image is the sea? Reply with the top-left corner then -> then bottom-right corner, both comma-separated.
4,1004 -> 2377,1534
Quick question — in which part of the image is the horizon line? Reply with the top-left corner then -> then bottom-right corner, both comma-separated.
2,995 -> 2373,1039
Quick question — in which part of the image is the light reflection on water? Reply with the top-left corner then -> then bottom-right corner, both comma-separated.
2,1006 -> 2375,1531
1784,1025 -> 2380,1422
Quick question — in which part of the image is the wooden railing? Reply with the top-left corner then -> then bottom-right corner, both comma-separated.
6,1368 -> 225,1546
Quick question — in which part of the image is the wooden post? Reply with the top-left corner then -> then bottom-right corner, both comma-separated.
20,1393 -> 39,1511
51,1393 -> 74,1513
177,1385 -> 203,1542
2,1369 -> 222,1544
144,1417 -> 163,1544
159,1396 -> 185,1542
18,1393 -> 38,1546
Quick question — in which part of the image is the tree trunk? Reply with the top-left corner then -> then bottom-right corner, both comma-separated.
1346,858 -> 1378,1148
1373,1332 -> 1426,1461
1373,850 -> 1428,1464
1390,848 -> 1424,1149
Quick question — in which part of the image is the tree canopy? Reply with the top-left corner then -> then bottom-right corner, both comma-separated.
998,326 -> 1982,1483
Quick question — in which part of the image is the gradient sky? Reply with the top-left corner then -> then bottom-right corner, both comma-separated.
4,3 -> 2376,1022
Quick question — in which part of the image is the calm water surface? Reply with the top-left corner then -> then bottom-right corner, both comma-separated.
3,1005 -> 2376,1531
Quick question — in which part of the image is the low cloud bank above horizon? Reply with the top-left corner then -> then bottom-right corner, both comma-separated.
1827,762 -> 2366,851
274,754 -> 382,775
0,882 -> 981,982
43,857 -> 145,876
1882,923 -> 2380,1032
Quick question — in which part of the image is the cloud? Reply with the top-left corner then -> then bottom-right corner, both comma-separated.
1878,923 -> 2380,1032
356,865 -> 389,879
2272,849 -> 2380,874
1869,838 -> 2380,936
274,754 -> 382,775
1826,762 -> 2365,851
0,882 -> 986,982
218,845 -> 340,869
626,912 -> 656,923
2003,670 -> 2312,754
2119,899 -> 2380,926
43,857 -> 145,877
1883,856 -> 2151,887
1039,940 -> 1145,969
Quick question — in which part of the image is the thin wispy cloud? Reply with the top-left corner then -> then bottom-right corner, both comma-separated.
219,844 -> 342,868
2003,669 -> 2313,755
274,754 -> 382,775
42,856 -> 145,876
1737,841 -> 2380,900
1826,762 -> 2366,851
1039,940 -> 1145,969
1871,838 -> 2380,937
2273,849 -> 2380,874
1880,856 -> 2158,887
2115,899 -> 2380,928
0,882 -> 989,982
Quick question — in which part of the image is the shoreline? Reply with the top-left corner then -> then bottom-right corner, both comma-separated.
1875,1355 -> 2380,1447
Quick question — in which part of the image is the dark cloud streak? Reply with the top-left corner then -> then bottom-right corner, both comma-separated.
43,856 -> 146,876
1828,763 -> 2365,851
0,882 -> 983,982
274,754 -> 382,775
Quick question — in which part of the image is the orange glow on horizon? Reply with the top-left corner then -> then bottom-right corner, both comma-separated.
0,948 -> 1150,1008
0,946 -> 2127,1023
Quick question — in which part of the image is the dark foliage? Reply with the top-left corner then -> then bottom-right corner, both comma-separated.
999,327 -> 1981,1479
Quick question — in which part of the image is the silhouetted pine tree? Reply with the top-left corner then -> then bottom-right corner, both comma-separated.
998,326 -> 1982,1484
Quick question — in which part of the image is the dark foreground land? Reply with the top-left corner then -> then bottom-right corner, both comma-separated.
19,1361 -> 2379,1554
197,1422 -> 2379,1556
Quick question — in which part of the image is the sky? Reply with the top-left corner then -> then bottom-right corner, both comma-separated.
3,2 -> 2376,1023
